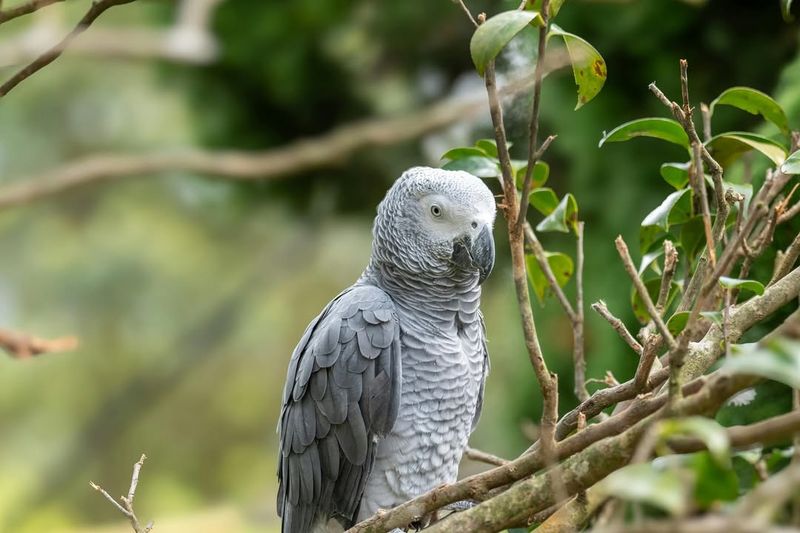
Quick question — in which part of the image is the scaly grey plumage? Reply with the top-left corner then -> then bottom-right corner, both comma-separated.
277,166 -> 496,533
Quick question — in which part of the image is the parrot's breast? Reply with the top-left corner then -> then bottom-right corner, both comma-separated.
356,294 -> 485,521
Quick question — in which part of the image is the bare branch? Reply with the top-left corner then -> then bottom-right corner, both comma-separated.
615,236 -> 676,349
574,221 -> 588,402
454,0 -> 478,27
0,94 -> 488,209
0,0 -> 65,24
517,0 -> 551,232
0,327 -> 78,359
464,447 -> 509,467
591,300 -> 642,356
656,240 -> 678,314
90,454 -> 152,533
0,0 -> 138,97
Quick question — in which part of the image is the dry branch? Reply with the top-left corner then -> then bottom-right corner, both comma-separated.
0,0 -> 138,97
0,327 -> 77,358
90,454 -> 153,533
0,94 -> 487,209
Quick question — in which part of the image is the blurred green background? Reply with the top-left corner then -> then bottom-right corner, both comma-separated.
0,0 -> 798,531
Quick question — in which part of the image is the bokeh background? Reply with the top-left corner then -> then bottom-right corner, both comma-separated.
0,0 -> 799,531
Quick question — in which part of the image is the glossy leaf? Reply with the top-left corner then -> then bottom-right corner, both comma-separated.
470,10 -> 541,76
640,225 -> 666,255
724,340 -> 800,389
667,311 -> 690,337
638,248 -> 664,275
706,132 -> 787,168
596,463 -> 688,516
660,162 -> 691,189
526,251 -> 574,302
536,193 -> 579,234
690,452 -> 739,508
515,161 -> 550,189
475,138 -> 500,157
548,24 -> 607,109
599,118 -> 689,149
443,156 -> 499,178
780,149 -> 800,174
783,0 -> 795,22
661,417 -> 731,467
641,188 -> 693,231
441,147 -> 488,160
700,310 -> 723,327
528,187 -> 559,215
718,276 -> 765,295
711,87 -> 789,133
526,0 -> 566,19
680,216 -> 706,261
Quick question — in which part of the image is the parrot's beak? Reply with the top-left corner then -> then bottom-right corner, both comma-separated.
472,225 -> 495,284
452,225 -> 495,284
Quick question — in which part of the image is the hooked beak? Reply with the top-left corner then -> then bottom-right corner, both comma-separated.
451,225 -> 495,284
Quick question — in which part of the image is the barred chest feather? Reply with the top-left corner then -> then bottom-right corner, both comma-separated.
356,293 -> 486,521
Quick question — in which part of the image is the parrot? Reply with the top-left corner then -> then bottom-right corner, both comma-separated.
277,166 -> 496,532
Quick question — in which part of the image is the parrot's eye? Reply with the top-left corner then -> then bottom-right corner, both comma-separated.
430,204 -> 443,217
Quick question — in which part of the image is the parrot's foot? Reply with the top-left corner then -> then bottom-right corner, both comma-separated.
443,499 -> 477,512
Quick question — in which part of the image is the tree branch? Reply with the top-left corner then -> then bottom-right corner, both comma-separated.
0,0 -> 138,97
0,327 -> 78,359
90,454 -> 153,533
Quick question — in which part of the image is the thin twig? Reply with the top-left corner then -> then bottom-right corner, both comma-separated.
0,0 -> 137,97
693,141 -> 717,267
655,240 -> 678,315
517,0 -> 551,232
591,300 -> 642,356
454,0 -> 478,27
524,224 -> 577,321
574,221 -> 588,402
464,447 -> 509,467
615,236 -> 676,349
90,454 -> 152,533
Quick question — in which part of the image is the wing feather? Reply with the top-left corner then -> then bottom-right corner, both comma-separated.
277,285 -> 401,533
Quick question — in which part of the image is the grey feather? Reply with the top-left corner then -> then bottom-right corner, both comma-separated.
277,285 -> 402,533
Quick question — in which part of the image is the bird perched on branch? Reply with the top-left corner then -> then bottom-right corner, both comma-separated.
277,167 -> 496,532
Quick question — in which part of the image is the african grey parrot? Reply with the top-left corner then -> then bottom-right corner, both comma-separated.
277,166 -> 496,532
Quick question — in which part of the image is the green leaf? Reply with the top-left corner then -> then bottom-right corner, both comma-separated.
470,11 -> 541,76
667,311 -> 690,336
780,149 -> 800,174
638,248 -> 664,275
475,139 -> 500,158
724,340 -> 800,389
599,118 -> 689,149
526,251 -> 574,302
515,161 -> 550,189
536,193 -> 579,234
441,147 -> 489,161
782,0 -> 795,22
640,225 -> 666,255
528,187 -> 559,215
706,132 -> 787,168
700,310 -> 723,326
680,216 -> 706,261
641,188 -> 693,231
660,162 -> 691,190
690,452 -> 739,508
596,463 -> 688,516
443,156 -> 499,178
525,0 -> 566,19
548,24 -> 607,109
711,87 -> 789,134
661,417 -> 731,467
718,276 -> 765,295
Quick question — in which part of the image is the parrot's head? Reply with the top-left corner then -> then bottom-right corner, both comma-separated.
372,166 -> 497,285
